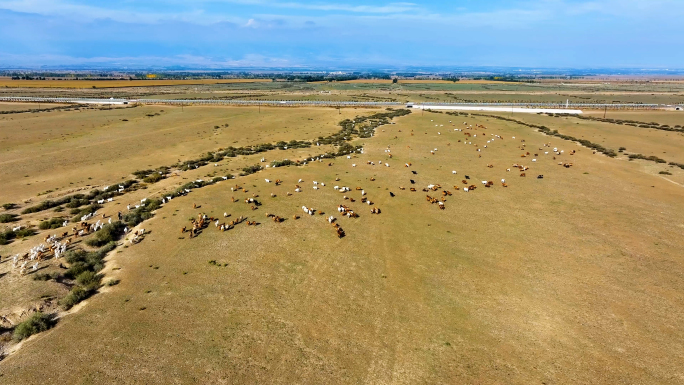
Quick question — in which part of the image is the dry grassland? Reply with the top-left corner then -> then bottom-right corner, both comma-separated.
0,105 -> 371,203
330,79 -> 516,84
513,113 -> 684,168
0,102 -> 66,112
1,107 -> 683,384
0,79 -> 271,89
584,110 -> 684,127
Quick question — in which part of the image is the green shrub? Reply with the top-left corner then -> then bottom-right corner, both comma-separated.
12,312 -> 54,341
2,203 -> 16,210
143,173 -> 163,183
32,272 -> 61,281
659,171 -> 672,175
123,199 -> 160,227
59,286 -> 93,310
85,221 -> 125,247
59,243 -> 116,309
0,229 -> 15,245
0,213 -> 18,223
240,165 -> 263,176
70,203 -> 102,222
76,271 -> 100,288
14,228 -> 35,238
39,217 -> 65,230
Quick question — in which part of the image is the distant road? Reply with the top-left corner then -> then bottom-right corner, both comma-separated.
0,96 -> 679,112
413,105 -> 585,114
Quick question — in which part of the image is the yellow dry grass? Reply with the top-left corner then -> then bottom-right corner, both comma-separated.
327,79 -> 514,84
1,108 -> 683,384
0,78 -> 271,89
0,105 -> 372,204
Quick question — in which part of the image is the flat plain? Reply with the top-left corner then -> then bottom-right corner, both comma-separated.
0,83 -> 683,384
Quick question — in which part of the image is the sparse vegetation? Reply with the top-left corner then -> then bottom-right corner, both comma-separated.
0,213 -> 19,223
39,217 -> 65,230
85,221 -> 125,247
12,312 -> 55,341
59,242 -> 116,309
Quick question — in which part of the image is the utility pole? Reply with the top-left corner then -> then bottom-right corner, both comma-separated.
603,105 -> 607,119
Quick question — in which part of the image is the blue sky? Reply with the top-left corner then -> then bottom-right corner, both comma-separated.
0,0 -> 682,69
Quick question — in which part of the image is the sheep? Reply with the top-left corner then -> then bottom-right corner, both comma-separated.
265,179 -> 271,183
452,171 -> 457,174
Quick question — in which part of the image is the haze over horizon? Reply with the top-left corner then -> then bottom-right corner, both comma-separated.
0,0 -> 682,70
